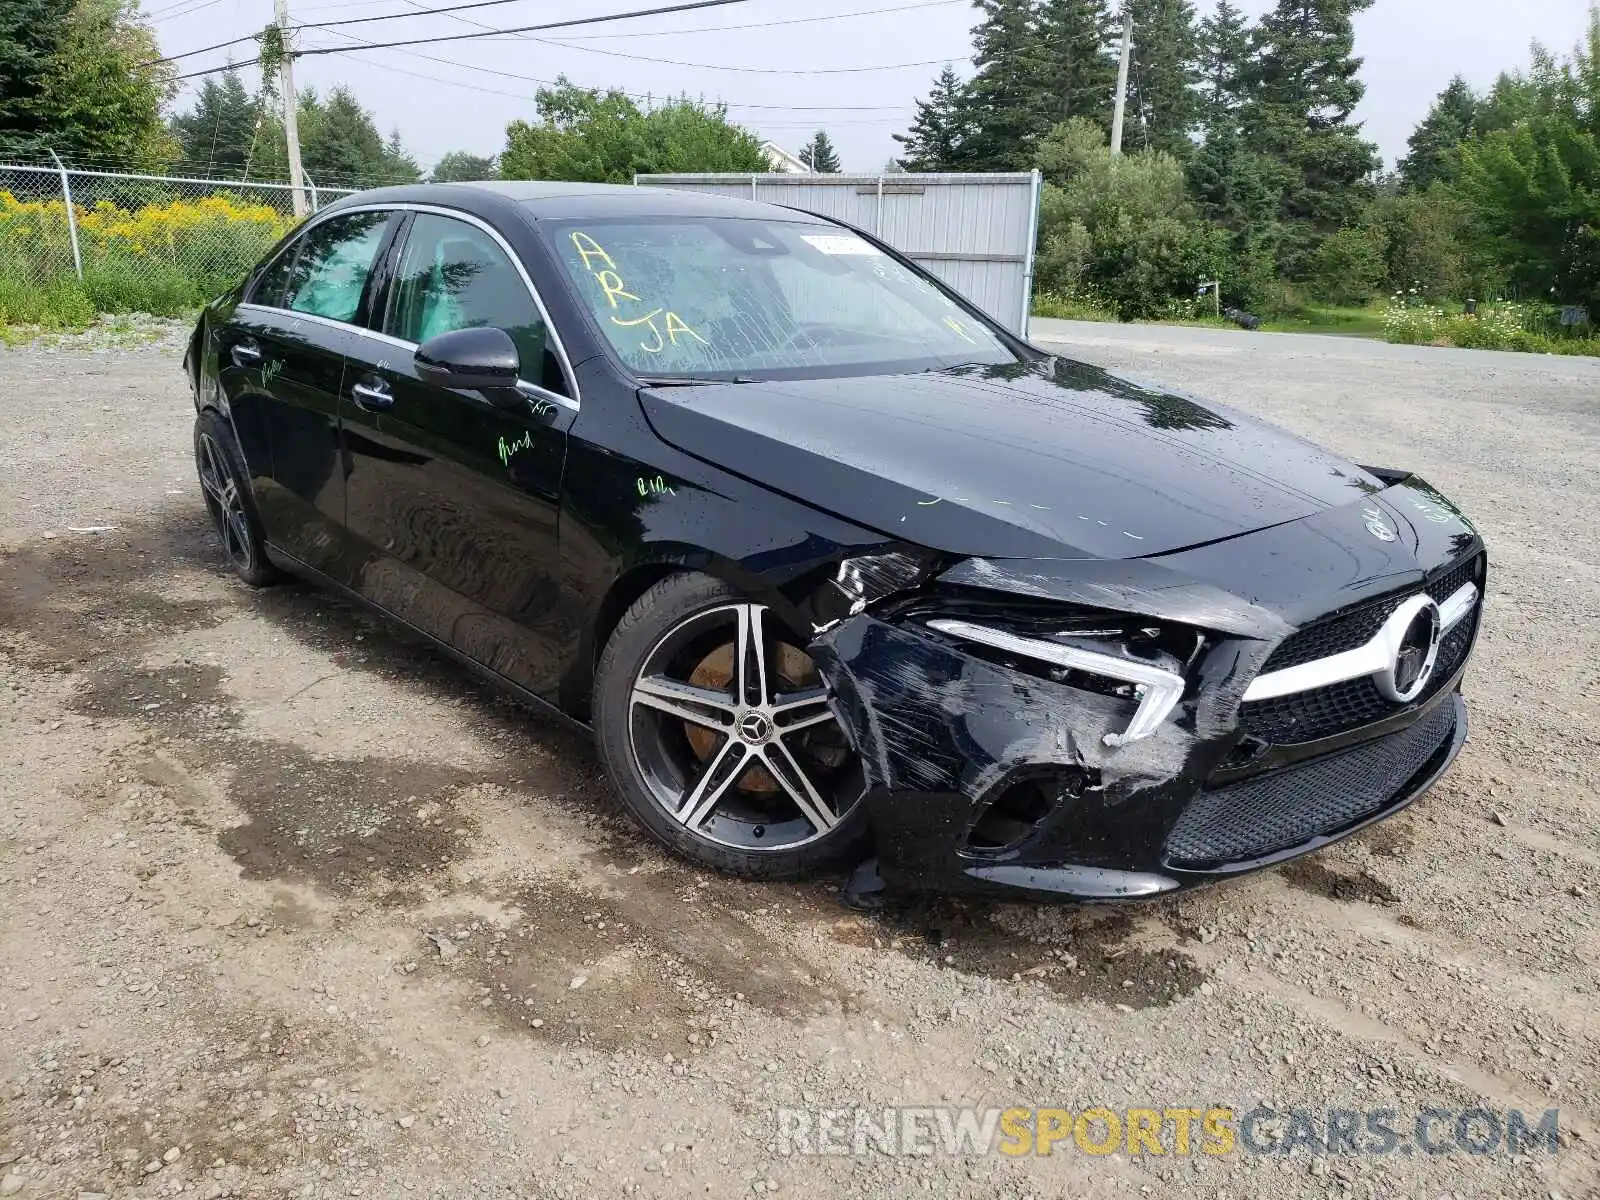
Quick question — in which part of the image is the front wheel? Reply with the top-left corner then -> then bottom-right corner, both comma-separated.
193,409 -> 282,587
594,572 -> 870,879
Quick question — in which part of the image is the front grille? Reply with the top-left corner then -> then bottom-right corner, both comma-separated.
1166,700 -> 1458,869
1242,552 -> 1482,743
1260,552 -> 1483,675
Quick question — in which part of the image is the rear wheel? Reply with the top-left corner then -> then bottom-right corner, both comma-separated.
594,572 -> 869,879
194,409 -> 281,587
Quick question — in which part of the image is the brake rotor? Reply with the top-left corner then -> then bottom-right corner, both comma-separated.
684,641 -> 820,795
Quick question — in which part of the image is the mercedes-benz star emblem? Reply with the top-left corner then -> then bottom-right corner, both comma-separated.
737,712 -> 772,744
1375,596 -> 1442,702
1362,506 -> 1397,542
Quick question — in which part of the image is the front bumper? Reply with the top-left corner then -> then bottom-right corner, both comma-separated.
811,613 -> 1471,904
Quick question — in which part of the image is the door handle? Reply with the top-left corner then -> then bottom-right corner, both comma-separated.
350,380 -> 394,412
230,340 -> 262,367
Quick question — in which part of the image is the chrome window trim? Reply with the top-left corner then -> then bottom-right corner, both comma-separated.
925,619 -> 1186,748
1242,582 -> 1478,704
239,201 -> 581,410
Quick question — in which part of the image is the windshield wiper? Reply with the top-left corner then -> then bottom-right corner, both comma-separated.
637,375 -> 759,387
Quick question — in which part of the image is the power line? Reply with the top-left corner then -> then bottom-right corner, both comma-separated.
547,0 -> 963,41
361,0 -> 956,75
154,0 -> 756,65
304,30 -> 921,111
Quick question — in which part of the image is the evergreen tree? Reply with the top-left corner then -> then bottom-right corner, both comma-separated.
1239,0 -> 1379,276
171,69 -> 261,175
1033,0 -> 1117,134
959,0 -> 1046,170
36,0 -> 174,167
894,65 -> 971,170
382,127 -> 422,182
798,129 -> 842,172
1196,0 -> 1250,129
1125,0 -> 1201,157
430,150 -> 497,182
1398,77 -> 1481,191
0,0 -> 72,159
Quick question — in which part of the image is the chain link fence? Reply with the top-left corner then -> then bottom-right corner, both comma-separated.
0,164 -> 358,323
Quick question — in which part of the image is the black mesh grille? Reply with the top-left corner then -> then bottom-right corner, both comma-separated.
1260,552 -> 1482,675
1166,700 -> 1458,869
1242,553 -> 1482,743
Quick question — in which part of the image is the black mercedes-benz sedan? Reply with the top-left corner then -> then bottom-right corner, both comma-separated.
183,181 -> 1484,902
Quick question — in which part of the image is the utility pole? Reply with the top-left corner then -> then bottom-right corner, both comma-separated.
1110,4 -> 1133,158
274,0 -> 307,217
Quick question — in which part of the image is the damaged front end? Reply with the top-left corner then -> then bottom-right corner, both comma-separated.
802,543 -> 1472,903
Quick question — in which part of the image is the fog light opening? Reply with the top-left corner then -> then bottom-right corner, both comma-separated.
964,768 -> 1095,856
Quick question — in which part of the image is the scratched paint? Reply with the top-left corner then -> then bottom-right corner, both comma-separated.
636,474 -> 676,497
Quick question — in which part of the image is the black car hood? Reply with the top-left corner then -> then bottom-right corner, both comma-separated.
637,359 -> 1386,560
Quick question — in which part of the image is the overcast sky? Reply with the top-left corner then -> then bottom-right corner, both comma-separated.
157,0 -> 1593,177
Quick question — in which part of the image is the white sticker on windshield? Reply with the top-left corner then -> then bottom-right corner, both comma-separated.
800,233 -> 883,256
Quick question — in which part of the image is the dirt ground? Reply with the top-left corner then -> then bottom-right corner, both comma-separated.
1,319 -> 1597,1199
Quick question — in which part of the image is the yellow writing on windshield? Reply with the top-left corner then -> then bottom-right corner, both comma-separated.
943,315 -> 978,344
571,229 -> 711,355
569,230 -> 616,272
665,311 -> 709,346
611,308 -> 667,354
596,269 -> 640,309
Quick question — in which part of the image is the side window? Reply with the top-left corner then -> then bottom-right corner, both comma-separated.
385,213 -> 565,395
249,241 -> 300,307
282,211 -> 391,323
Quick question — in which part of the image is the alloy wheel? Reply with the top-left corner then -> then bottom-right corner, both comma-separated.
196,431 -> 252,571
627,603 -> 864,850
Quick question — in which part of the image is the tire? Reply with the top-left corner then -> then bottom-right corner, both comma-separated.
594,571 -> 870,880
193,409 -> 283,587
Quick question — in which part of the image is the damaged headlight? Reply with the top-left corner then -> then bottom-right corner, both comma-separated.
924,618 -> 1190,748
810,550 -> 937,632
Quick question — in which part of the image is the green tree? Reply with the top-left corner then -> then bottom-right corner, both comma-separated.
1,0 -> 174,166
1196,0 -> 1250,129
1034,117 -> 1226,318
798,129 -> 841,172
1239,0 -> 1380,277
170,68 -> 261,175
1305,225 -> 1385,304
1453,9 -> 1600,307
1033,0 -> 1116,134
381,127 -> 422,182
500,79 -> 767,182
0,0 -> 72,159
894,65 -> 971,170
1124,0 -> 1202,157
959,0 -> 1046,170
1398,76 -> 1481,191
430,150 -> 498,182
1362,185 -> 1477,299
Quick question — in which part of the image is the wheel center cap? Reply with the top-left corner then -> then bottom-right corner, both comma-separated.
737,712 -> 772,744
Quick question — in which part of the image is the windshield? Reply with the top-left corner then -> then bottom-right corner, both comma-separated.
544,217 -> 1019,381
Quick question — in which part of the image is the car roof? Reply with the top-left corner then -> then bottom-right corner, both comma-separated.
320,181 -> 831,224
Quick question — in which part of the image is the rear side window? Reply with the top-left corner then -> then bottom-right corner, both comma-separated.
250,242 -> 299,307
281,211 -> 391,323
385,212 -> 562,392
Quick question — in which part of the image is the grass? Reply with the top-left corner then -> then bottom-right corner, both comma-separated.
1030,291 -> 1391,340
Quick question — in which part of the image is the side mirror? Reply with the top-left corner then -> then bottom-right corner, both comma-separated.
415,326 -> 520,391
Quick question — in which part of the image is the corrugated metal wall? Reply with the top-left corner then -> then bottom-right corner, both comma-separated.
632,172 -> 1042,337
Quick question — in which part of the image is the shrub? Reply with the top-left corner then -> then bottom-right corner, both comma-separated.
0,273 -> 97,328
0,190 -> 292,325
1308,227 -> 1387,307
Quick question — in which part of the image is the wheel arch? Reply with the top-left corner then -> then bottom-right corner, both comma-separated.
560,546 -> 809,722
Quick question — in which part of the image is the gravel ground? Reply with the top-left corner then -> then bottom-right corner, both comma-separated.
1,317 -> 1597,1200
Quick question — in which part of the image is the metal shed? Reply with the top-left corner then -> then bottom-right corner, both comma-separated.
633,171 -> 1042,338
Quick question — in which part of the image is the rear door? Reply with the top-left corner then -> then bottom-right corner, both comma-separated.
340,208 -> 578,700
218,208 -> 397,578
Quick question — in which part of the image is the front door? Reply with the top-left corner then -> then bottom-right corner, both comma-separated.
219,209 -> 396,579
341,210 -> 576,700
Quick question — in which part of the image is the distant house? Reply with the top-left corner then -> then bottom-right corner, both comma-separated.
759,141 -> 809,174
